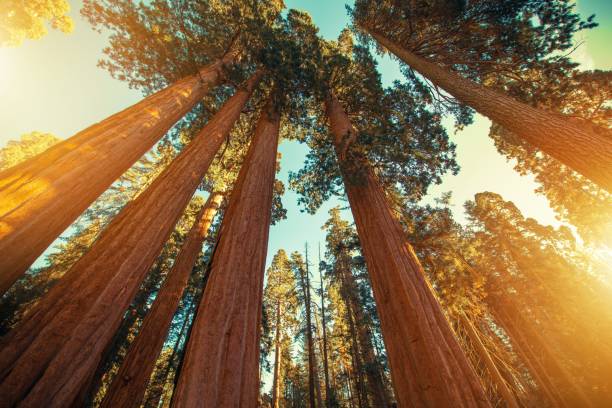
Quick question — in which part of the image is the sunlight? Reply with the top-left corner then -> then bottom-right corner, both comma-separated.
0,49 -> 8,92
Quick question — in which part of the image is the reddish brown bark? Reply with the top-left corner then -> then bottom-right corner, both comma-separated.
0,72 -> 262,408
325,94 -> 490,407
459,313 -> 519,408
367,30 -> 612,193
0,46 -> 240,295
99,192 -> 223,408
171,97 -> 280,407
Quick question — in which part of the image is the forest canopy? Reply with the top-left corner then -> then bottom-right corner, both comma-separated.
0,0 -> 610,407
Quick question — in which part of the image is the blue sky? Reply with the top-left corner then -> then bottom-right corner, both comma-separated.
0,0 -> 610,273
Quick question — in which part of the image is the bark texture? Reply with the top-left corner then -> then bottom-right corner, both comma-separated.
0,72 -> 262,408
325,94 -> 490,408
368,30 -> 612,193
459,314 -> 519,408
0,47 -> 239,295
99,192 -> 223,408
171,97 -> 280,407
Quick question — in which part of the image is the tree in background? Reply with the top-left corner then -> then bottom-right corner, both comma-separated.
291,249 -> 324,408
322,207 -> 392,408
465,191 -> 612,406
262,250 -> 299,408
0,0 -> 74,46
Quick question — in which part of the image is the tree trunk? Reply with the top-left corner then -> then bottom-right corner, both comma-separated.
0,45 -> 241,295
491,297 -> 594,407
490,305 -> 568,407
366,29 -> 612,192
100,192 -> 223,408
345,299 -> 369,408
298,247 -> 320,408
170,96 -> 280,407
459,313 -> 519,408
318,259 -> 332,407
272,301 -> 283,408
325,94 -> 490,407
0,72 -> 262,408
340,265 -> 390,408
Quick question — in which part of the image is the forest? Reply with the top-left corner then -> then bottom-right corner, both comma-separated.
0,0 -> 611,407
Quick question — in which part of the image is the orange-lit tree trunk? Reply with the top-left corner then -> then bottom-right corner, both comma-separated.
459,313 -> 519,408
171,97 -> 280,407
490,306 -> 569,407
345,299 -> 368,408
325,94 -> 490,407
366,29 -> 612,192
0,45 -> 240,295
0,72 -> 262,408
491,297 -> 594,407
100,192 -> 223,408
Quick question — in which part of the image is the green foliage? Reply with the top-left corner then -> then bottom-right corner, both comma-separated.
352,0 -> 596,87
283,15 -> 457,213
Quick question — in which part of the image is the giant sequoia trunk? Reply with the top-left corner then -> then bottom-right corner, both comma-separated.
100,192 -> 223,408
170,97 -> 280,407
0,72 -> 262,408
0,45 -> 240,295
325,94 -> 490,407
367,29 -> 612,193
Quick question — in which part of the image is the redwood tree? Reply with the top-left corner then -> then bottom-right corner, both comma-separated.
171,96 -> 281,407
0,45 -> 240,294
99,191 -> 224,408
351,0 -> 612,192
324,89 -> 488,408
287,18 -> 487,405
0,71 -> 263,407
